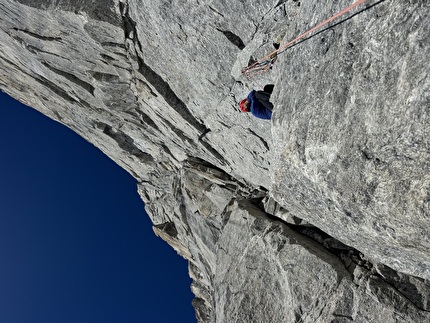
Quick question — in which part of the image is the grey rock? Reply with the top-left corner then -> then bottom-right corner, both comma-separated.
271,0 -> 430,279
374,263 -> 430,311
1,0 -> 430,321
214,199 -> 430,323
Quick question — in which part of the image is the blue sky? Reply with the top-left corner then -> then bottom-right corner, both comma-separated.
0,91 -> 196,323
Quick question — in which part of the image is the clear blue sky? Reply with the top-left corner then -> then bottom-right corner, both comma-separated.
0,91 -> 196,323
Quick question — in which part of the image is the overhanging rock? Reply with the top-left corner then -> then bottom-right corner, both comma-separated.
1,0 -> 429,322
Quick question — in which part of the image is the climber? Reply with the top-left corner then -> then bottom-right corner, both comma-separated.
239,84 -> 274,120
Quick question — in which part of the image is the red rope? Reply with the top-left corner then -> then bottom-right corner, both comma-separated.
242,0 -> 366,77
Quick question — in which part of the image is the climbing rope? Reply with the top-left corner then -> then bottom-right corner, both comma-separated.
242,0 -> 367,78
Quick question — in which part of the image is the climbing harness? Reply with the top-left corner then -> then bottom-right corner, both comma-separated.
242,0 -> 367,79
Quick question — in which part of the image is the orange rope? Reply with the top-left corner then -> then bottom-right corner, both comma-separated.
242,0 -> 366,76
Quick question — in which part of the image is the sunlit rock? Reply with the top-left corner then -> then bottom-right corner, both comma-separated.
1,0 -> 429,322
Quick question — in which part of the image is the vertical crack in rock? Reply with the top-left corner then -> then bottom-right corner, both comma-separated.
246,128 -> 270,151
119,1 -> 208,135
166,157 -> 430,322
120,2 -> 227,165
374,264 -> 430,312
136,58 -> 208,133
275,0 -> 288,8
2,0 -> 430,322
208,6 -> 224,18
260,198 -> 430,315
118,1 -> 228,166
160,144 -> 180,163
215,28 -> 245,50
198,129 -> 229,166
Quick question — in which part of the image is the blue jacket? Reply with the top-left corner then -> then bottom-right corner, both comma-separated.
247,90 -> 273,120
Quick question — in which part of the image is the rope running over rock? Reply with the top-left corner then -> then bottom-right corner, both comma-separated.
241,0 -> 367,78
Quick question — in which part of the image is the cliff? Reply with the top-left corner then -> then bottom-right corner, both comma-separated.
1,0 -> 429,322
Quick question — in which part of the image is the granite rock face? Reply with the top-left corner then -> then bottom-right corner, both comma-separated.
1,0 -> 429,322
271,0 -> 430,278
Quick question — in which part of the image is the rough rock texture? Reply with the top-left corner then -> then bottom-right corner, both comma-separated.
271,0 -> 430,279
1,0 -> 429,322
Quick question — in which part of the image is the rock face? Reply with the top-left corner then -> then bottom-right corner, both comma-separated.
1,0 -> 429,322
271,0 -> 430,279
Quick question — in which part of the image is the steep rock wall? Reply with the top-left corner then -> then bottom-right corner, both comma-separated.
1,0 -> 429,322
271,0 -> 430,278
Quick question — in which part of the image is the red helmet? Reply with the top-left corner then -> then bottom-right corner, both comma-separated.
239,99 -> 248,112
